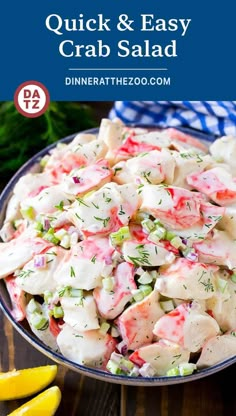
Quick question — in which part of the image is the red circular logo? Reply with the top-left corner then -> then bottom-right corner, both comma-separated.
14,81 -> 50,118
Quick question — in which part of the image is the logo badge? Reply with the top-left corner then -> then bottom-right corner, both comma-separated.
14,81 -> 50,118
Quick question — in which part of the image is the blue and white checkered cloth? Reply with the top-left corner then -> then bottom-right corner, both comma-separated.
109,101 -> 236,138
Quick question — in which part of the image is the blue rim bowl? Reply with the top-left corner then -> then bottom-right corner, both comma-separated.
1,126 -> 235,386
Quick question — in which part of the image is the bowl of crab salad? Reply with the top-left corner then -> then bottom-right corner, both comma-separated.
1,118 -> 236,386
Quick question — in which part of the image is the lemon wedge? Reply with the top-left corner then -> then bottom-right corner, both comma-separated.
7,385 -> 61,416
0,365 -> 58,400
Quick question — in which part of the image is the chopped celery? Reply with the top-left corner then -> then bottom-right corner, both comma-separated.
60,234 -> 71,248
170,236 -> 183,249
150,270 -> 159,280
160,300 -> 175,312
132,289 -> 145,302
154,226 -> 166,240
34,221 -> 44,232
167,363 -> 196,377
70,288 -> 83,298
132,285 -> 152,302
110,226 -> 131,246
40,155 -> 50,168
139,285 -> 152,297
54,229 -> 67,240
44,228 -> 60,245
52,306 -> 64,318
108,352 -> 134,374
148,232 -> 161,244
30,312 -> 49,330
44,290 -> 53,304
27,299 -> 41,314
58,286 -> 83,298
111,325 -> 120,337
166,367 -> 180,376
148,226 -> 166,243
121,357 -> 134,371
141,218 -> 155,233
153,219 -> 164,227
165,230 -> 176,241
106,360 -> 125,375
20,206 -> 35,220
216,277 -> 228,293
102,277 -> 115,292
231,274 -> 236,283
138,271 -> 153,285
178,363 -> 197,376
99,322 -> 110,334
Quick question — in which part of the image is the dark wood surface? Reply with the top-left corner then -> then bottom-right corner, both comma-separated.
1,309 -> 236,416
1,104 -> 236,415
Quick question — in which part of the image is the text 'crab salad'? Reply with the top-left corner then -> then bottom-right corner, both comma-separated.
1,119 -> 236,378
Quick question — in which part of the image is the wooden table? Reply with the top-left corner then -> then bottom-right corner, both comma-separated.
1,296 -> 236,416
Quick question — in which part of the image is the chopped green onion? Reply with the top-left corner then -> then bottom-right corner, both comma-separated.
110,226 -> 131,246
102,277 -> 115,292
